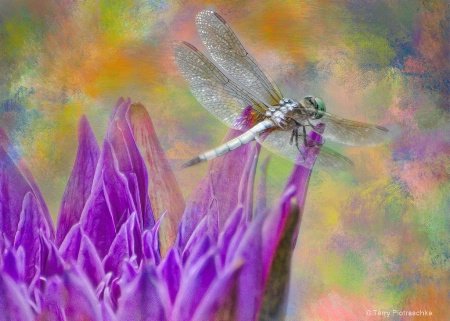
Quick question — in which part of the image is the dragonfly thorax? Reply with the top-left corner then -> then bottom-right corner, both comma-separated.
264,98 -> 303,128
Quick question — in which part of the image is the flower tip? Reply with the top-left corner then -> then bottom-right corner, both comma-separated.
129,102 -> 146,116
313,123 -> 325,134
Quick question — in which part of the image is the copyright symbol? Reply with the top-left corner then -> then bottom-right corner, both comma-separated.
366,310 -> 371,316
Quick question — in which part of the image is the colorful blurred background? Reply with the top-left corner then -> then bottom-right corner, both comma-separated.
0,0 -> 448,320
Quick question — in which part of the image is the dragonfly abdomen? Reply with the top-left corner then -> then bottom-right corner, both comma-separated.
182,119 -> 273,167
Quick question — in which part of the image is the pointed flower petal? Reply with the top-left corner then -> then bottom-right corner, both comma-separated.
0,128 -> 54,240
172,252 -> 218,321
56,116 -> 100,246
142,214 -> 163,265
106,98 -> 153,229
101,140 -> 137,228
14,192 -> 51,283
130,103 -> 185,254
217,206 -> 245,267
255,156 -> 270,217
0,273 -> 34,321
284,124 -> 324,245
260,198 -> 300,320
179,108 -> 260,248
231,212 -> 265,321
116,264 -> 170,321
103,212 -> 141,276
2,247 -> 26,283
41,269 -> 103,321
77,234 -> 105,287
158,248 -> 182,304
39,233 -> 65,279
79,175 -> 116,259
191,261 -> 243,321
59,223 -> 82,262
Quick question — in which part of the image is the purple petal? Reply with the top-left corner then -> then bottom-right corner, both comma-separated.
285,124 -> 323,199
230,212 -> 265,321
108,97 -> 125,122
180,216 -> 207,264
0,145 -> 27,242
59,223 -> 82,262
120,260 -> 139,284
259,194 -> 300,320
158,248 -> 182,304
14,192 -> 50,283
0,146 -> 37,243
142,215 -> 163,265
183,234 -> 212,269
130,103 -> 185,254
172,252 -> 218,321
37,277 -> 64,321
0,128 -> 54,241
217,205 -> 245,267
261,187 -> 297,280
77,234 -> 105,287
178,123 -> 260,248
62,270 -> 103,320
0,272 -> 34,321
284,125 -> 324,245
55,116 -> 100,246
103,213 -> 140,276
39,233 -> 65,279
255,156 -> 270,217
101,140 -> 137,228
79,172 -> 116,259
106,98 -> 153,229
41,269 -> 102,321
238,142 -> 262,221
223,210 -> 249,267
96,273 -> 114,306
2,247 -> 25,282
101,300 -> 117,321
191,261 -> 243,321
116,264 -> 170,321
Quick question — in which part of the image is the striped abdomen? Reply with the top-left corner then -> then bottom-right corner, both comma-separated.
182,120 -> 274,167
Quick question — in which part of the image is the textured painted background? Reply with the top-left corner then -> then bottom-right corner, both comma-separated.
0,0 -> 448,320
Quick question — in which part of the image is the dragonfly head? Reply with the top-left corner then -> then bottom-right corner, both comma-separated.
303,96 -> 326,119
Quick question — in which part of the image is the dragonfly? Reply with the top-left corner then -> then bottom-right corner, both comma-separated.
174,10 -> 388,170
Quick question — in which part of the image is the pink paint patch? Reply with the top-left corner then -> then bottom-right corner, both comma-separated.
306,291 -> 379,321
403,56 -> 426,74
397,158 -> 447,198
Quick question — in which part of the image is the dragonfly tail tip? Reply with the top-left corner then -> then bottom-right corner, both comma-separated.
182,156 -> 203,168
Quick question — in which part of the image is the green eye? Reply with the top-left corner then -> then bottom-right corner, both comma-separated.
314,97 -> 326,119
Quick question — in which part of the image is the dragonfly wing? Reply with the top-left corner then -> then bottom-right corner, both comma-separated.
257,129 -> 354,170
313,112 -> 389,146
196,10 -> 283,106
174,41 -> 267,130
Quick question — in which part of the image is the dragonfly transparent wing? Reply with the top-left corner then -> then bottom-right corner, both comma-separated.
196,10 -> 283,106
173,41 -> 268,130
257,129 -> 354,170
313,112 -> 389,146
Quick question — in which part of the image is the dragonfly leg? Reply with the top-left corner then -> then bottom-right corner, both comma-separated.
294,128 -> 306,161
289,129 -> 296,145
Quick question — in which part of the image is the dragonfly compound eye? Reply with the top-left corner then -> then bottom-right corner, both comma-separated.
313,97 -> 326,119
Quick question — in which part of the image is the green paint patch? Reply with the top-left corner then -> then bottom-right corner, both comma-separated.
341,251 -> 367,293
96,0 -> 155,43
318,251 -> 367,294
345,31 -> 396,68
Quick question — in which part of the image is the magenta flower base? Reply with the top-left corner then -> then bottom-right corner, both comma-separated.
0,98 -> 323,321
